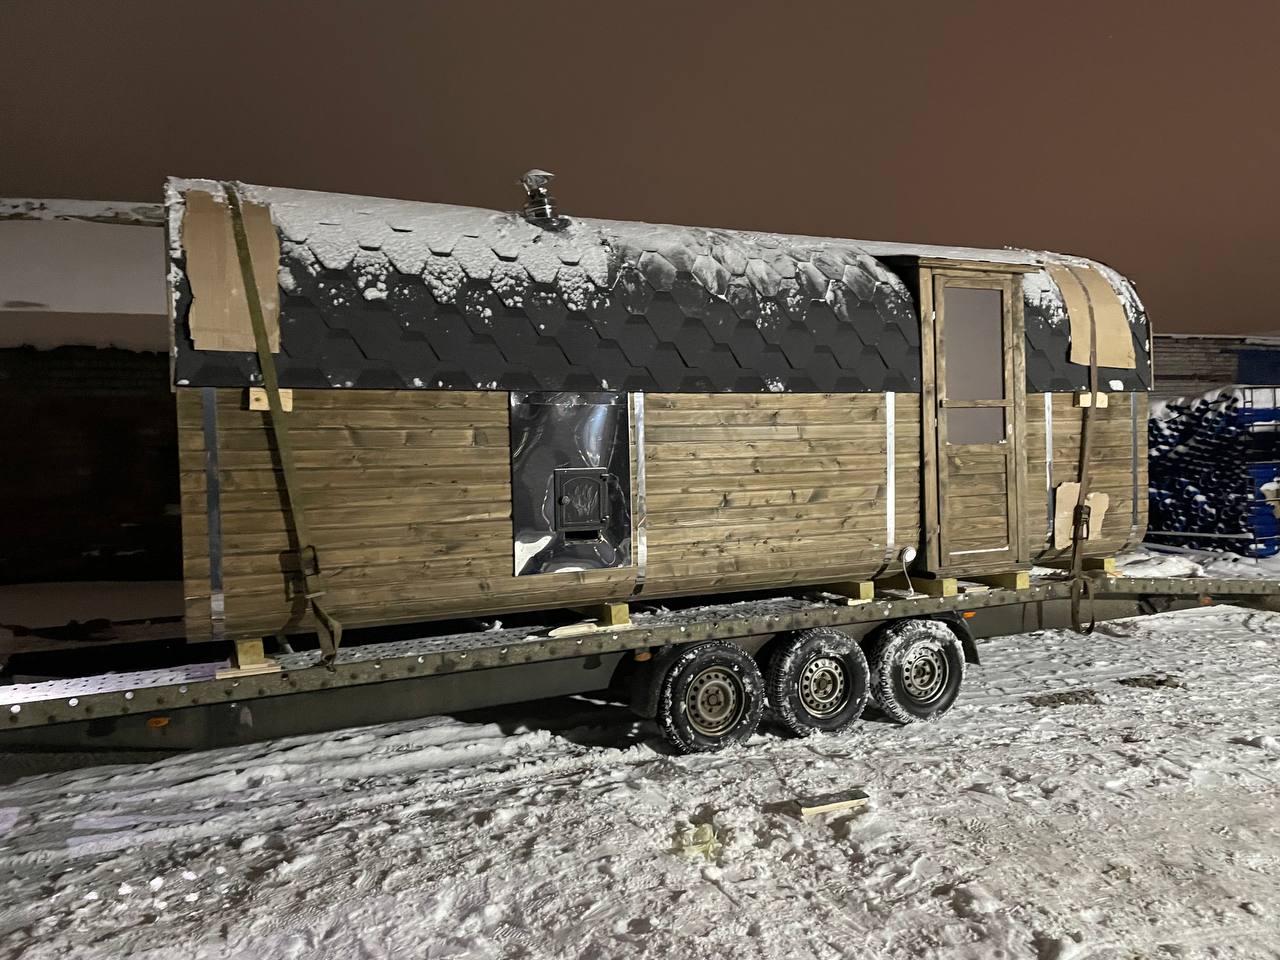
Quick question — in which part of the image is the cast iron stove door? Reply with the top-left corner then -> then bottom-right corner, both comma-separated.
509,392 -> 631,576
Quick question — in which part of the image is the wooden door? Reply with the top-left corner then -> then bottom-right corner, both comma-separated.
922,268 -> 1028,573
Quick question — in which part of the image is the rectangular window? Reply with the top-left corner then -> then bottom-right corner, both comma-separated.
948,407 -> 1005,444
944,287 -> 1004,401
944,285 -> 1006,444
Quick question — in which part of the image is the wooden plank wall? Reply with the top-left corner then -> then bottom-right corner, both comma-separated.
1149,335 -> 1239,401
641,393 -> 919,597
942,446 -> 1012,560
177,389 -> 632,641
1025,392 -> 1149,561
178,389 -> 922,640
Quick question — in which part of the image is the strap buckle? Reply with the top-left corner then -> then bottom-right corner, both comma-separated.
1072,503 -> 1092,542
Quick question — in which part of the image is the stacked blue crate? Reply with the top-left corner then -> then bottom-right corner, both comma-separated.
1146,390 -> 1280,556
1239,395 -> 1280,557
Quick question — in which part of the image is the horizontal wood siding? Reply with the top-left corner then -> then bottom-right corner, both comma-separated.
641,393 -> 917,596
178,389 -> 927,640
178,389 -> 631,640
942,448 -> 1011,559
1027,391 -> 1148,562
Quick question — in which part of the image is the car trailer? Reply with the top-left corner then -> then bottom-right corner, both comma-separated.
1,569 -> 1275,753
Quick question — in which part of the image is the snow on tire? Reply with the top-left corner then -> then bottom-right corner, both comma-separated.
657,641 -> 765,754
766,628 -> 870,737
868,619 -> 965,724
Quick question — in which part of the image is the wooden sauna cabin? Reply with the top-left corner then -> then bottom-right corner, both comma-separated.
166,178 -> 1152,646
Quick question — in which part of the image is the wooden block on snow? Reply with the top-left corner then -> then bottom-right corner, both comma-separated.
796,789 -> 870,816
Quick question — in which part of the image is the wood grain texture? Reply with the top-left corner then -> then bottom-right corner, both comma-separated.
176,385 -> 1141,639
178,388 -> 632,640
178,389 -> 924,640
1028,391 -> 1147,562
643,393 -> 912,597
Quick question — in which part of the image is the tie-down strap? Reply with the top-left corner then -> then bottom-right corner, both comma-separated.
224,184 -> 344,665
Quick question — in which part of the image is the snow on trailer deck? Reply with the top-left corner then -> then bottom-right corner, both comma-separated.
3,564 -> 1280,731
0,605 -> 1278,959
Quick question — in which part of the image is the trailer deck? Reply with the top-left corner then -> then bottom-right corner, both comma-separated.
2,570 -> 1275,733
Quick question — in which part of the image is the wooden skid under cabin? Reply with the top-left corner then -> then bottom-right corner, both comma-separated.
166,180 -> 1152,643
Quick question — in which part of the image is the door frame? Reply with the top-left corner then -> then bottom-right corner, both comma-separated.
918,258 -> 1035,576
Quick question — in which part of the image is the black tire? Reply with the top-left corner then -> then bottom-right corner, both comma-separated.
656,641 -> 765,754
868,619 -> 965,724
766,628 -> 870,736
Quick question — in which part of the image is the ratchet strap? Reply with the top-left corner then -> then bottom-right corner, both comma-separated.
1068,266 -> 1099,635
225,184 -> 344,666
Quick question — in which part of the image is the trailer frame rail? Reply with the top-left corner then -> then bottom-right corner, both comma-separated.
1,573 -> 1275,731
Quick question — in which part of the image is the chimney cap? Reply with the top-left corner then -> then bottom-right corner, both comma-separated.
520,169 -> 562,227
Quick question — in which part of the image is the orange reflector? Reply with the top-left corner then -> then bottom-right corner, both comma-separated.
1200,597 -> 1213,606
634,651 -> 652,662
147,716 -> 170,729
962,611 -> 976,619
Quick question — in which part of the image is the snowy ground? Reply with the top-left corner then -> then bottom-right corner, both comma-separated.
1116,545 -> 1280,582
0,606 -> 1278,959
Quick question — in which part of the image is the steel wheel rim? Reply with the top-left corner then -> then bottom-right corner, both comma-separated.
685,666 -> 743,736
798,655 -> 848,717
901,640 -> 949,703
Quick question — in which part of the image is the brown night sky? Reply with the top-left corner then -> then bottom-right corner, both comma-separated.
2,0 -> 1278,335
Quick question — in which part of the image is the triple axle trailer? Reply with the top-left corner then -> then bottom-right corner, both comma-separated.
2,570 -> 1274,752
1,175 -> 1234,752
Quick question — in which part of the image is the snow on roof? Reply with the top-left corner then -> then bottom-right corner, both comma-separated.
0,197 -> 164,228
163,178 -> 1150,394
165,179 -> 1144,320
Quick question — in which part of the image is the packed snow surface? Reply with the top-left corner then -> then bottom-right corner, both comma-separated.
1,606 -> 1279,958
1118,545 -> 1280,581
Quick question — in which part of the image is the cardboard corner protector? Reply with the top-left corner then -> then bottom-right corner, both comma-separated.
1053,482 -> 1113,550
1048,263 -> 1136,372
181,189 -> 281,354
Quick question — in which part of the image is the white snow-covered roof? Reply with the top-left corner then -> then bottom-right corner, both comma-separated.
166,178 -> 1145,321
0,197 -> 164,227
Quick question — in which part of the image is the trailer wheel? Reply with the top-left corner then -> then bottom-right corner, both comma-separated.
868,619 -> 965,724
766,628 -> 869,736
656,641 -> 765,754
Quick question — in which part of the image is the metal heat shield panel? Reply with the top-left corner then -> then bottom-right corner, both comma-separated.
509,392 -> 631,576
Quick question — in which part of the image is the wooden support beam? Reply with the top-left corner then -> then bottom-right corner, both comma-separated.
1043,556 -> 1117,574
827,580 -> 875,603
968,570 -> 1030,591
879,574 -> 958,598
797,789 -> 871,816
215,637 -> 282,679
574,602 -> 631,628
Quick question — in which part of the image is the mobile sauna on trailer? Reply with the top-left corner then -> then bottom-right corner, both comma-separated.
151,175 -> 1153,749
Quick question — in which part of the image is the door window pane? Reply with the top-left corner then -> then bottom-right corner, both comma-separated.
948,407 -> 1005,444
945,287 -> 1004,401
